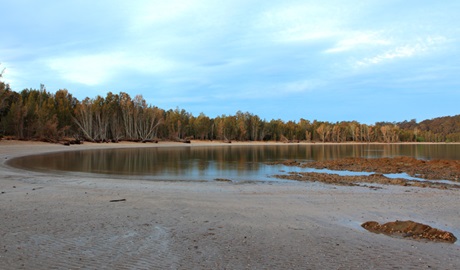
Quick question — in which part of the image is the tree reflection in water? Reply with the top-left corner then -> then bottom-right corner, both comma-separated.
8,144 -> 460,182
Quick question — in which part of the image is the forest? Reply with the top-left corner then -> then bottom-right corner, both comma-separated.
1,76 -> 460,143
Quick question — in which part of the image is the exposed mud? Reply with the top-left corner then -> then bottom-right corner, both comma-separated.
273,172 -> 459,189
269,157 -> 460,189
362,220 -> 457,243
276,156 -> 460,181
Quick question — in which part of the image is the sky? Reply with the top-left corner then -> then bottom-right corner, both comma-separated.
1,0 -> 459,124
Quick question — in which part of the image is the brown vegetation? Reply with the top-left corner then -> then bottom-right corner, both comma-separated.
300,156 -> 460,181
362,220 -> 457,243
273,172 -> 458,190
270,157 -> 460,189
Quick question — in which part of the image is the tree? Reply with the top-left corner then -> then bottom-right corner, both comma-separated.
92,95 -> 110,141
223,115 -> 237,141
54,89 -> 76,136
331,124 -> 341,142
284,120 -> 297,140
316,123 -> 331,142
213,116 -> 225,140
73,97 -> 95,141
0,67 -> 13,135
133,95 -> 164,141
266,119 -> 284,141
361,124 -> 371,142
297,118 -> 311,141
104,92 -> 124,142
35,94 -> 62,141
380,125 -> 393,143
194,112 -> 211,140
348,122 -> 357,141
7,95 -> 26,139
164,107 -> 191,140
247,113 -> 263,141
235,111 -> 248,141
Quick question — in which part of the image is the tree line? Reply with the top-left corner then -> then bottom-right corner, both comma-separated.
1,81 -> 459,143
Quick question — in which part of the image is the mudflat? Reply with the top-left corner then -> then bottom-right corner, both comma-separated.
1,140 -> 460,269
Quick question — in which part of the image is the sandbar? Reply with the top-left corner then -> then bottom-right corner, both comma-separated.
1,140 -> 460,269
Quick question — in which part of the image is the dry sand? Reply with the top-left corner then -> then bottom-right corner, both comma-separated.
1,140 -> 460,269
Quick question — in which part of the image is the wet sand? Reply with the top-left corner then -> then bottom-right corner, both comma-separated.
1,140 -> 460,269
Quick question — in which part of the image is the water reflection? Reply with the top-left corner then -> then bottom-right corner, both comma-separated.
8,144 -> 460,182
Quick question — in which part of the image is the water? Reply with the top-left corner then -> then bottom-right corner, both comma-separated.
7,144 -> 460,182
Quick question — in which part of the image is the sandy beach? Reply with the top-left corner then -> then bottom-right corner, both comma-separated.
1,140 -> 460,269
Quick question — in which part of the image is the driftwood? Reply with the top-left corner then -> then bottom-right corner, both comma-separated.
214,178 -> 232,182
109,199 -> 126,203
183,136 -> 194,143
171,136 -> 192,143
142,139 -> 158,143
280,135 -> 299,143
55,139 -> 82,146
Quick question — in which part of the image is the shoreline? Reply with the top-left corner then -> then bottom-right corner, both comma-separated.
1,141 -> 460,269
2,138 -> 460,161
3,138 -> 460,146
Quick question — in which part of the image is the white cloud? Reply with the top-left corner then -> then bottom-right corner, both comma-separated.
0,62 -> 12,83
254,3 -> 344,43
46,52 -> 178,86
324,31 -> 391,53
354,36 -> 448,67
46,53 -> 123,86
0,60 -> 27,89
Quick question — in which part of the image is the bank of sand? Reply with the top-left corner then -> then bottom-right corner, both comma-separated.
1,140 -> 460,269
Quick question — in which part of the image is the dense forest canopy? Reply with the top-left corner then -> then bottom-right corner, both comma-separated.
0,78 -> 459,143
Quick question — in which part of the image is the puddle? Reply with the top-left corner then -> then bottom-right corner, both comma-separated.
279,166 -> 460,186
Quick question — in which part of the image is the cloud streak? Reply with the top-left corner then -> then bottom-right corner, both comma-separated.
324,31 -> 391,54
354,36 -> 448,68
46,51 -> 180,86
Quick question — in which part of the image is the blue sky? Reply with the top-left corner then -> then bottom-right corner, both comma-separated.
1,0 -> 459,124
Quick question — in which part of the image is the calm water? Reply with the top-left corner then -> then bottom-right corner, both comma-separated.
8,144 -> 460,182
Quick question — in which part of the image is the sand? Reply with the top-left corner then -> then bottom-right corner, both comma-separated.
1,140 -> 460,269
